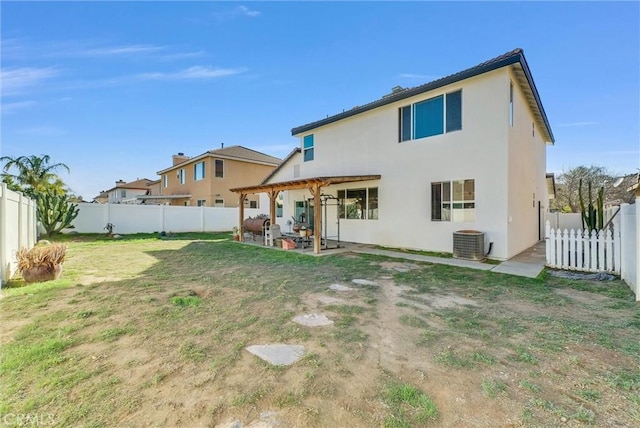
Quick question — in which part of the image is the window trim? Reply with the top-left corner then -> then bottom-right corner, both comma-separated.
337,187 -> 378,220
214,159 -> 224,178
431,179 -> 475,222
194,161 -> 205,181
399,89 -> 462,142
303,134 -> 314,162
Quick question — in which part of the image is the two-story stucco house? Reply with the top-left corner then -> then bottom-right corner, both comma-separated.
232,49 -> 554,260
152,146 -> 280,207
104,178 -> 157,204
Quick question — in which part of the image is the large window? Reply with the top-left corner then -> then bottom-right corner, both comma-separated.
399,90 -> 462,142
303,134 -> 314,162
194,161 -> 205,181
215,159 -> 224,178
431,179 -> 475,222
337,188 -> 378,220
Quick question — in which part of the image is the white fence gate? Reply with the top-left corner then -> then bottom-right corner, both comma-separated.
545,221 -> 620,274
0,184 -> 37,284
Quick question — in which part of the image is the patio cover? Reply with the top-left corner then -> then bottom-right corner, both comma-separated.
230,174 -> 381,254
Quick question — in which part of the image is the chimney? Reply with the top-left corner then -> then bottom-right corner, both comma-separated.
221,143 -> 224,149
115,180 -> 126,187
172,152 -> 189,165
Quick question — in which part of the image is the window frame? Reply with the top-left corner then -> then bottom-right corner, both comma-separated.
303,134 -> 314,162
163,174 -> 168,188
214,199 -> 224,207
194,161 -> 205,181
337,187 -> 379,220
196,199 -> 206,207
399,90 -> 462,142
178,168 -> 186,185
214,159 -> 224,178
431,179 -> 475,222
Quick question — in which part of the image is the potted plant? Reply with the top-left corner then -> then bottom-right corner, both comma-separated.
232,226 -> 240,241
16,242 -> 67,283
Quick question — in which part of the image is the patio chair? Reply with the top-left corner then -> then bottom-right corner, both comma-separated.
264,224 -> 282,247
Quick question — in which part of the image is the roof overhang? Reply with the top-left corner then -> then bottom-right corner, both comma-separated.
291,49 -> 554,145
157,152 -> 280,175
136,194 -> 192,200
231,174 -> 381,194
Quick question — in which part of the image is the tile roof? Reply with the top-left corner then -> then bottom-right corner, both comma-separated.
105,178 -> 154,192
291,48 -> 554,144
206,145 -> 281,165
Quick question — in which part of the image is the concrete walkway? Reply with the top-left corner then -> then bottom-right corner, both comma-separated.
351,242 -> 547,279
489,242 -> 546,278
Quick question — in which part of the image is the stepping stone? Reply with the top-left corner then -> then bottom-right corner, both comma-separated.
317,295 -> 345,304
245,344 -> 304,366
329,284 -> 355,292
292,313 -> 333,327
352,279 -> 379,286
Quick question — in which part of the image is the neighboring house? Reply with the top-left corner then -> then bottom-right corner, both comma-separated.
92,191 -> 109,204
104,178 -> 156,204
232,49 -> 554,260
151,146 -> 280,207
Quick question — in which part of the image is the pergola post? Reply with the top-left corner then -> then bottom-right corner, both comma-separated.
268,189 -> 279,226
238,193 -> 247,242
309,183 -> 322,254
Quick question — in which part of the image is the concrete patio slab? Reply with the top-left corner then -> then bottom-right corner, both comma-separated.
329,284 -> 355,292
316,295 -> 345,304
245,344 -> 304,366
352,279 -> 378,286
292,313 -> 333,327
490,242 -> 546,278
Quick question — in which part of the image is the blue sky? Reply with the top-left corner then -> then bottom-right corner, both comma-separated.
2,1 -> 639,199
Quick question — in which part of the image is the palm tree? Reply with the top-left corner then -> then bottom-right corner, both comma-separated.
0,154 -> 70,196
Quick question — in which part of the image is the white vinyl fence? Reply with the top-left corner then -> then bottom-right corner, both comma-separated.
545,222 -> 620,274
71,203 -> 268,234
0,184 -> 37,284
617,203 -> 638,300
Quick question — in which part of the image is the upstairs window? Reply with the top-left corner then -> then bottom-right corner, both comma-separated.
120,189 -> 126,198
399,90 -> 462,142
215,160 -> 224,178
303,134 -> 314,162
163,174 -> 168,188
178,168 -> 185,185
194,161 -> 205,181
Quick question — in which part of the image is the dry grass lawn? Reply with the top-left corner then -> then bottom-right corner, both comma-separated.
1,233 -> 638,427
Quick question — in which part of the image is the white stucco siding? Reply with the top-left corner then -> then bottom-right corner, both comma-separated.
281,69 -> 520,258
506,68 -> 549,257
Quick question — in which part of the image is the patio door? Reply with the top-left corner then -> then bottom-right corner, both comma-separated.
294,200 -> 315,228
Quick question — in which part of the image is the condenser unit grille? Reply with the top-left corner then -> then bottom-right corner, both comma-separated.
453,231 -> 485,261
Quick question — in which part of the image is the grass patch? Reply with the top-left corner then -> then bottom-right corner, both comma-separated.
436,349 -> 474,368
382,382 -> 438,427
482,378 -> 508,398
399,314 -> 430,329
171,295 -> 203,307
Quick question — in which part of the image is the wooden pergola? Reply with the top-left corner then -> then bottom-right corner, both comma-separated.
230,175 -> 381,254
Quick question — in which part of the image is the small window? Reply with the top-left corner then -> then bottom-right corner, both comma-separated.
197,199 -> 206,207
276,193 -> 283,217
214,199 -> 224,207
120,189 -> 126,198
178,168 -> 185,185
445,90 -> 462,132
399,105 -> 412,142
303,134 -> 314,162
163,174 -> 168,188
194,161 -> 205,181
532,122 -> 535,137
249,200 -> 258,209
215,159 -> 224,178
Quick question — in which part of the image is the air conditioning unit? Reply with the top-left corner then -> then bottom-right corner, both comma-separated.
453,230 -> 485,261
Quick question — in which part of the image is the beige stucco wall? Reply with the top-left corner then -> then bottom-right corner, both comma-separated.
162,157 -> 274,207
272,67 -> 546,260
506,68 -> 549,256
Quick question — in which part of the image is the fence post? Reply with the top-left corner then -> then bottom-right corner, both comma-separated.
0,183 -> 6,285
545,221 -> 551,266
